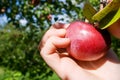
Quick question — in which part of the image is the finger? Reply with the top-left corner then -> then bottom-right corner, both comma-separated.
44,29 -> 66,40
38,23 -> 69,50
38,29 -> 66,50
40,36 -> 70,56
51,22 -> 70,29
40,36 -> 70,71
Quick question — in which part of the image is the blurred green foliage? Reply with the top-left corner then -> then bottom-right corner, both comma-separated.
0,23 -> 53,79
0,0 -> 120,80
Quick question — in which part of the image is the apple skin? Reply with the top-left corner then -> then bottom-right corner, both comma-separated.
65,21 -> 111,61
107,19 -> 120,39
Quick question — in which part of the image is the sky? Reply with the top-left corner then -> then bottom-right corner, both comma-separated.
0,14 -> 8,27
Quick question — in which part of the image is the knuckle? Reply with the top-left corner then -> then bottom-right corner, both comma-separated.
48,36 -> 58,41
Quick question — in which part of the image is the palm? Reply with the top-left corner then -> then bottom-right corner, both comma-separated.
57,49 -> 120,80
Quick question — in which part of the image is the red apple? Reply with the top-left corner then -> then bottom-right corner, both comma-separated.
65,21 -> 111,61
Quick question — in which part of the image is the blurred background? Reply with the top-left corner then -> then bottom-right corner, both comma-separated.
0,0 -> 120,80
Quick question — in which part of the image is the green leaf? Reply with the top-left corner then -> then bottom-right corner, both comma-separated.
83,2 -> 97,23
99,7 -> 120,29
92,0 -> 120,22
